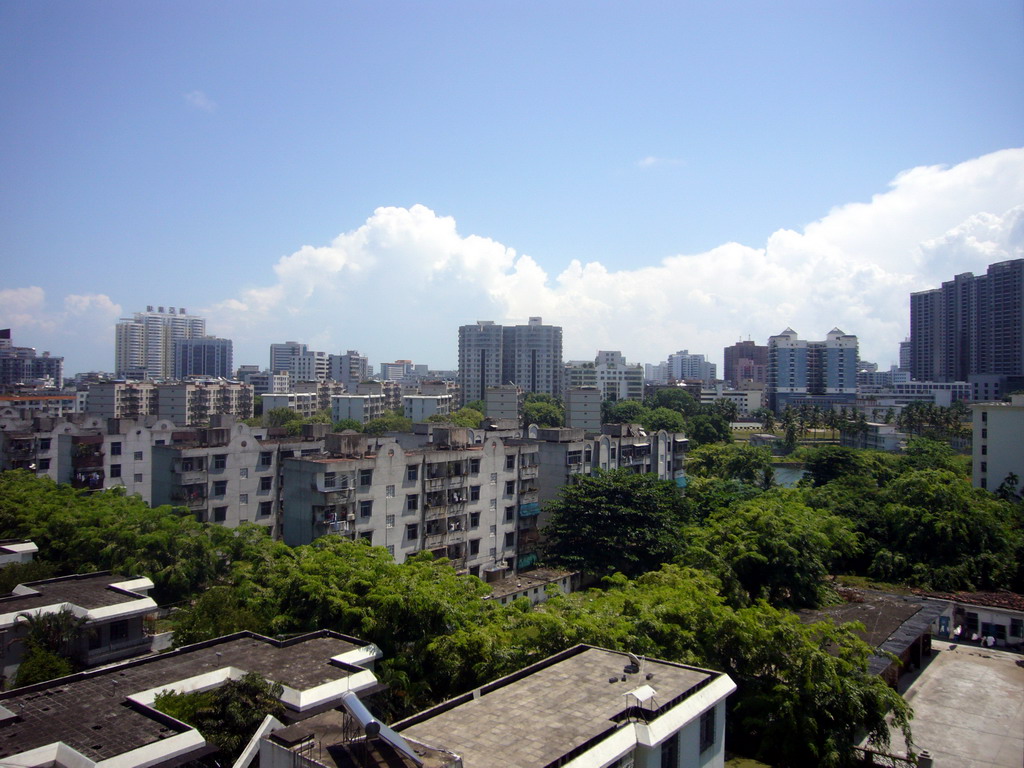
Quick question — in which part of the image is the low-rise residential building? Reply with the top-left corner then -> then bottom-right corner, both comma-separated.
262,392 -> 320,419
0,393 -> 78,418
403,394 -> 453,421
0,539 -> 38,567
839,422 -> 908,452
920,590 -> 1024,649
394,645 -> 735,768
0,629 -> 383,768
483,567 -> 581,606
282,429 -> 539,578
970,393 -> 1024,492
331,393 -> 387,424
0,572 -> 157,683
699,384 -> 762,415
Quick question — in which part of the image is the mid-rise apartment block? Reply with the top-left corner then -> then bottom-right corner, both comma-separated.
667,350 -> 717,385
269,341 -> 328,385
85,380 -> 253,425
484,384 -> 523,421
173,336 -> 233,379
115,306 -> 205,379
767,327 -> 858,412
328,349 -> 370,387
564,350 -> 643,403
262,392 -> 320,419
0,329 -> 64,389
910,258 -> 1024,391
282,428 -> 540,577
403,394 -> 453,421
564,386 -> 602,431
970,394 -> 1024,493
723,340 -> 768,387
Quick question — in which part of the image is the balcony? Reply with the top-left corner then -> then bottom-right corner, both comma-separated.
518,491 -> 539,505
518,464 -> 539,479
518,501 -> 541,518
424,532 -> 446,549
423,506 -> 449,521
171,488 -> 207,508
176,470 -> 208,486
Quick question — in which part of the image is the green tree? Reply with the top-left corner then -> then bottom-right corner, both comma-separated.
646,388 -> 699,416
332,418 -> 364,432
542,470 -> 688,578
604,399 -> 648,424
14,644 -> 74,687
262,407 -> 302,428
640,407 -> 686,433
684,492 -> 859,608
523,401 -> 563,427
363,414 -> 413,435
686,444 -> 773,485
154,672 -> 284,762
687,413 -> 732,447
172,586 -> 268,647
464,399 -> 485,413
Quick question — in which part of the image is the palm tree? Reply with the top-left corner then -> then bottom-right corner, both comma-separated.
17,607 -> 86,659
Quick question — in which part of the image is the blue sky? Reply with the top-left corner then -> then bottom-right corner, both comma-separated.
2,2 -> 1023,375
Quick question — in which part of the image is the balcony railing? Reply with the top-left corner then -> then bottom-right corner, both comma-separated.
519,464 -> 539,478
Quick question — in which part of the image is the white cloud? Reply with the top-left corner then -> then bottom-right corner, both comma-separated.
206,147 -> 1024,370
11,148 -> 1024,374
184,90 -> 217,112
0,290 -> 121,367
637,155 -> 682,168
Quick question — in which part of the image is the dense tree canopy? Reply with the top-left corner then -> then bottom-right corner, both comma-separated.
542,470 -> 689,578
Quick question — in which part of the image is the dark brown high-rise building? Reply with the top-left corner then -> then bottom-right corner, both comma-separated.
910,258 -> 1024,391
723,340 -> 768,387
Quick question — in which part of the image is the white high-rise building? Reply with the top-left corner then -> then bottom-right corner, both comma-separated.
115,306 -> 205,380
667,350 -> 717,385
329,350 -> 370,387
458,321 -> 505,405
564,351 -> 643,403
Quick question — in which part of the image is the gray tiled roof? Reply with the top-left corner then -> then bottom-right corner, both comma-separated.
0,631 -> 365,762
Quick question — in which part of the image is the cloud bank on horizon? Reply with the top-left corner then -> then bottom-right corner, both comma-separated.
4,148 -> 1024,374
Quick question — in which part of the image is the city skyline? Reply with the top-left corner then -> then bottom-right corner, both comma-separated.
2,3 -> 1022,374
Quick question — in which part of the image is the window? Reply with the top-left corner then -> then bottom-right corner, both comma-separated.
660,733 -> 679,768
469,458 -> 480,473
387,544 -> 395,558
239,467 -> 248,478
259,451 -> 273,467
407,464 -> 419,482
489,524 -> 497,536
110,464 -> 121,478
470,511 -> 480,528
981,411 -> 988,422
505,480 -> 516,495
504,531 -> 515,548
260,476 -> 273,491
505,455 -> 516,470
213,454 -> 226,469
489,472 -> 497,484
360,531 -> 373,544
406,494 -> 419,512
981,428 -> 988,438
213,506 -> 227,523
156,440 -> 165,445
213,480 -> 227,496
110,441 -> 122,456
981,462 -> 987,473
134,473 -> 143,483
110,620 -> 129,643
38,438 -> 51,451
386,485 -> 395,498
323,472 -> 336,488
386,514 -> 395,528
504,506 -> 515,522
39,458 -> 50,470
1011,619 -> 1023,638
258,501 -> 272,517
360,500 -> 373,517
240,494 -> 248,505
965,612 -> 979,633
470,485 -> 481,501
469,539 -> 480,555
489,499 -> 497,511
359,469 -> 373,486
981,445 -> 987,455
699,708 -> 716,753
406,523 -> 419,540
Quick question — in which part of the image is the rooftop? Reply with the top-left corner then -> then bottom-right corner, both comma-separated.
397,645 -> 721,768
485,568 -> 577,600
0,572 -> 153,624
0,630 -> 376,763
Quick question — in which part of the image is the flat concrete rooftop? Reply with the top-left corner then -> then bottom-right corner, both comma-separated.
866,645 -> 1024,767
398,645 -> 717,768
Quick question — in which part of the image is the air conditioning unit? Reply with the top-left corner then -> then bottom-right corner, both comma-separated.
347,513 -> 356,521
